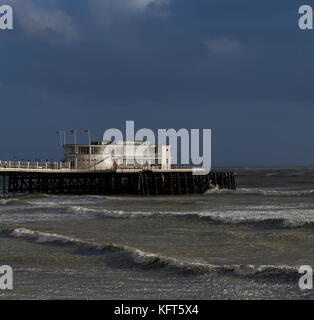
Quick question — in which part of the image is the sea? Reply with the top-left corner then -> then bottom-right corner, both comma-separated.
1,168 -> 314,300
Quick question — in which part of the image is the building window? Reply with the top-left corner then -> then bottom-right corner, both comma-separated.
92,147 -> 102,155
67,147 -> 75,155
79,147 -> 89,155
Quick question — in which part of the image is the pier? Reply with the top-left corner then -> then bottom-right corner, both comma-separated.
0,161 -> 236,197
0,138 -> 236,196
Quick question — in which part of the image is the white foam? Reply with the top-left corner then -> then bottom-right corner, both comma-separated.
11,228 -> 78,244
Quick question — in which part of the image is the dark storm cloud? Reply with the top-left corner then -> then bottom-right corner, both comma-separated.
2,0 -> 310,103
0,0 -> 313,166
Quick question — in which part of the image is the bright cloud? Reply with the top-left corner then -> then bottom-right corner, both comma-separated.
9,0 -> 81,44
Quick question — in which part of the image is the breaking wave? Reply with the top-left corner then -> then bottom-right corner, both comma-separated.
2,227 -> 299,281
168,214 -> 314,229
182,215 -> 314,229
64,206 -> 314,229
0,199 -> 31,206
66,206 -> 148,218
206,188 -> 314,197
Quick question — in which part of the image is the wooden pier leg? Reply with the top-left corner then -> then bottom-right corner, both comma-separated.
206,173 -> 210,190
232,173 -> 236,190
214,172 -> 217,187
184,173 -> 188,194
144,172 -> 149,196
137,173 -> 141,195
177,173 -> 181,195
3,175 -> 5,198
192,175 -> 196,194
29,174 -> 32,193
154,174 -> 158,196
161,173 -> 165,195
229,172 -> 233,189
13,172 -> 16,197
199,176 -> 203,193
170,173 -> 174,195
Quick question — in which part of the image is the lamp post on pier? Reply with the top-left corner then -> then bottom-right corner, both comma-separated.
56,130 -> 63,147
69,129 -> 78,169
84,129 -> 92,170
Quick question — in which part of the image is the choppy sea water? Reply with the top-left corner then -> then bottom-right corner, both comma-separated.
1,168 -> 314,299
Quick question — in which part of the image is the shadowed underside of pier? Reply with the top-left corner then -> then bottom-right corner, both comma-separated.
0,171 -> 236,197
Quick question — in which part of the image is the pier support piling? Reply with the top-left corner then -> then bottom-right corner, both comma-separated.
0,170 -> 236,197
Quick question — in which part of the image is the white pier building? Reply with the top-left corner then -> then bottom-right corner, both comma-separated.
63,141 -> 172,171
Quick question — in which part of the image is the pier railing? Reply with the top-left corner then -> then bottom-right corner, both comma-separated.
0,160 -> 71,171
0,160 -> 209,173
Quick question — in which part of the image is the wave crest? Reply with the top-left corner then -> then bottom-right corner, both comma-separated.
6,228 -> 299,280
64,206 -> 314,229
206,188 -> 314,197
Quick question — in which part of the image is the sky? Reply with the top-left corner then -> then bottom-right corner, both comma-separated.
0,0 -> 313,167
